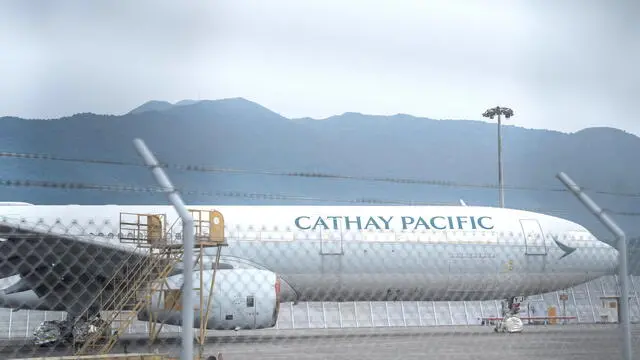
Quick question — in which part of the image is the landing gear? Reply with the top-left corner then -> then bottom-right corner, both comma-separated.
32,320 -> 74,346
494,296 -> 524,334
32,314 -> 110,347
72,314 -> 109,345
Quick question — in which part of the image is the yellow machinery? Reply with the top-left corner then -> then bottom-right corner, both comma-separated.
72,209 -> 226,359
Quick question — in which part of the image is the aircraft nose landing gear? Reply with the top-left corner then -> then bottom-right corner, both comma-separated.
494,296 -> 524,333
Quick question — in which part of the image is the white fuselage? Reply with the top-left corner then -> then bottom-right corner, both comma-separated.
0,204 -> 619,312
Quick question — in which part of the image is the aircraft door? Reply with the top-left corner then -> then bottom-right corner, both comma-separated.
147,215 -> 163,244
320,226 -> 343,255
209,210 -> 225,244
519,219 -> 547,256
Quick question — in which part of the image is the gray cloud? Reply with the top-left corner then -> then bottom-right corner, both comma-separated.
0,0 -> 638,135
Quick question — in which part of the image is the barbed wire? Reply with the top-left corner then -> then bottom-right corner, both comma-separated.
3,151 -> 640,199
1,177 -> 639,220
0,178 -> 442,206
2,178 -> 640,248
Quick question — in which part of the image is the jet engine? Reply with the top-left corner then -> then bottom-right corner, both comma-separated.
137,268 -> 281,330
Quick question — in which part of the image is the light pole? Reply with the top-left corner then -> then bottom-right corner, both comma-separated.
482,106 -> 513,208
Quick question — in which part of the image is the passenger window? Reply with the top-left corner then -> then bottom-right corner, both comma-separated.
246,296 -> 255,308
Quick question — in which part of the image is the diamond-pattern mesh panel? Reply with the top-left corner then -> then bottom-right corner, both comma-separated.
0,215 -> 638,359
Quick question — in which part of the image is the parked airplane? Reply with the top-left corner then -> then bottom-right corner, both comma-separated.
0,203 -> 618,340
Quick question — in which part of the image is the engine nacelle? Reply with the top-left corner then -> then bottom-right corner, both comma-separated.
138,269 -> 281,330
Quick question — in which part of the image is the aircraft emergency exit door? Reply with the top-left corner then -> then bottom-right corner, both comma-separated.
320,228 -> 343,255
519,219 -> 548,255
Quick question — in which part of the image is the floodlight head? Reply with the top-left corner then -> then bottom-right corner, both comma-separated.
500,107 -> 514,119
484,106 -> 514,120
482,109 -> 497,119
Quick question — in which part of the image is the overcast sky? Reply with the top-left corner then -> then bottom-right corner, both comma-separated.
1,0 -> 638,135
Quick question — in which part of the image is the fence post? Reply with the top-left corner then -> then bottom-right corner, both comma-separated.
134,138 -> 195,360
557,172 -> 631,360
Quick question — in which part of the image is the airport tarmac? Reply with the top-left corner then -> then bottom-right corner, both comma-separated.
1,324 -> 640,360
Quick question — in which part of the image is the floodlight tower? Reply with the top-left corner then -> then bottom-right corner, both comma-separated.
482,106 -> 514,208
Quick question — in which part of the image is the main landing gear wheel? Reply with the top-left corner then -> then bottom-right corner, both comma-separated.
494,316 -> 524,333
494,296 -> 525,334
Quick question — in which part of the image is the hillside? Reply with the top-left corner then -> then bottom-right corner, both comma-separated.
1,97 -> 640,272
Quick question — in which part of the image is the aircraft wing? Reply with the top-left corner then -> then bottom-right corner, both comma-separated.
0,218 -> 255,315
0,218 -> 149,315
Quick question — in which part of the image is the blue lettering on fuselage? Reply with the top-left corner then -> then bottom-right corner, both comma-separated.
294,215 -> 494,231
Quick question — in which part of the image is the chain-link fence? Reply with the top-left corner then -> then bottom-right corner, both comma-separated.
2,273 -> 638,339
0,144 -> 639,359
0,210 -> 638,359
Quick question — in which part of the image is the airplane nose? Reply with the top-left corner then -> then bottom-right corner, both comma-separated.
584,234 -> 619,275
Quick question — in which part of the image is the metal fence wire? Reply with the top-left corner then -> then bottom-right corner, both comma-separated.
0,142 -> 637,360
0,212 -> 638,359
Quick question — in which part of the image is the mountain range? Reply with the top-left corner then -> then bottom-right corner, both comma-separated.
1,97 -> 639,272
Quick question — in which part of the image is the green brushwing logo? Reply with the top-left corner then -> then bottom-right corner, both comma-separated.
553,236 -> 577,259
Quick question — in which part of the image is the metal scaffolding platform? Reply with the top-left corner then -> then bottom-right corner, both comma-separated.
71,209 -> 226,358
